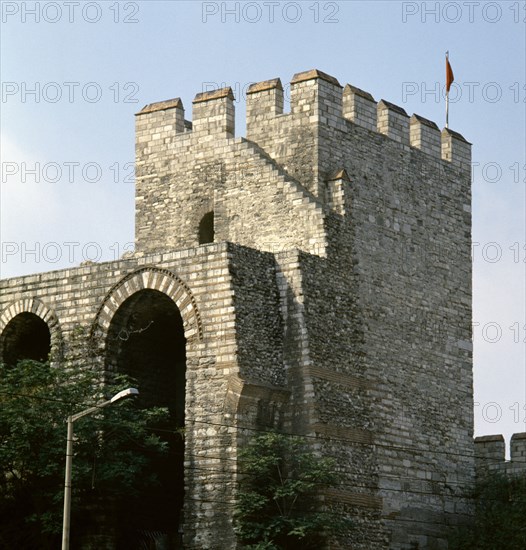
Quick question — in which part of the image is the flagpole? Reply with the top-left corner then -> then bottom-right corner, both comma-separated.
445,51 -> 450,129
446,91 -> 449,129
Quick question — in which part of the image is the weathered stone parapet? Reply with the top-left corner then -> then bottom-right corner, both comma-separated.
246,78 -> 284,134
475,432 -> 526,477
135,97 -> 186,159
138,97 -> 184,116
441,127 -> 472,172
511,432 -> 526,463
474,434 -> 505,471
289,69 -> 343,130
410,114 -> 441,158
134,70 -> 472,179
377,99 -> 410,146
343,84 -> 376,132
192,87 -> 235,137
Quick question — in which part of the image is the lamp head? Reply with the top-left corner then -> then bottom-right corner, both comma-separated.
110,387 -> 139,403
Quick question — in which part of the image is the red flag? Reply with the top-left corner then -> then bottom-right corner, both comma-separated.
446,56 -> 454,93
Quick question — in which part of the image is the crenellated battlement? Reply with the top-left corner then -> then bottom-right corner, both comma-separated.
135,86 -> 236,147
410,114 -> 441,158
135,97 -> 187,151
192,87 -> 235,137
475,432 -> 526,477
246,78 -> 284,124
288,69 -> 343,124
342,84 -> 376,132
246,69 -> 471,170
377,99 -> 410,145
136,68 -> 471,174
134,67 -> 473,256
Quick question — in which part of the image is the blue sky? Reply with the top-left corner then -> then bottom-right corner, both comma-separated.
1,0 -> 525,452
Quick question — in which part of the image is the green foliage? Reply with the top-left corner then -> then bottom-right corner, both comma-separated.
0,359 -> 170,549
234,432 -> 350,549
449,472 -> 526,550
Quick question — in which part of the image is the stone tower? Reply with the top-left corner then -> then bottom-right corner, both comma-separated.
0,69 -> 474,549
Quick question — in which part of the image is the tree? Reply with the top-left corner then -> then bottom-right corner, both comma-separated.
449,472 -> 526,550
234,431 -> 351,549
0,358 -> 170,549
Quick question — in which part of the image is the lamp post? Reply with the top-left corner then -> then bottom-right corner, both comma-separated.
61,387 -> 139,550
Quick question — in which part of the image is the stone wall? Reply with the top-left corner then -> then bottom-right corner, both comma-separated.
245,69 -> 473,549
0,68 -> 475,549
0,243 -> 292,549
475,433 -> 526,477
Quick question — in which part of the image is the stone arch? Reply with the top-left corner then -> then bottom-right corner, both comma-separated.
0,298 -> 62,365
91,266 -> 203,345
89,267 -> 200,546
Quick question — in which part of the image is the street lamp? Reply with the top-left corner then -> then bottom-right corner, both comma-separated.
61,387 -> 139,550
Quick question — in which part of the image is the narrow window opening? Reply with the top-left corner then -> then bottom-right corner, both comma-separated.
198,211 -> 215,244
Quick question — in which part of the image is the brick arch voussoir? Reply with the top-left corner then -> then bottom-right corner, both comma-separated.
0,297 -> 63,361
91,267 -> 203,348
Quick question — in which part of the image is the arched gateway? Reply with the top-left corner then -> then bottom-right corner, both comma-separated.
91,268 -> 202,548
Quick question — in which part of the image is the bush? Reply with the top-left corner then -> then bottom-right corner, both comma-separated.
449,472 -> 526,550
234,431 -> 350,549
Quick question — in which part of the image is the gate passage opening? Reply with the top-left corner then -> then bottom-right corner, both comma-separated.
106,289 -> 186,548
